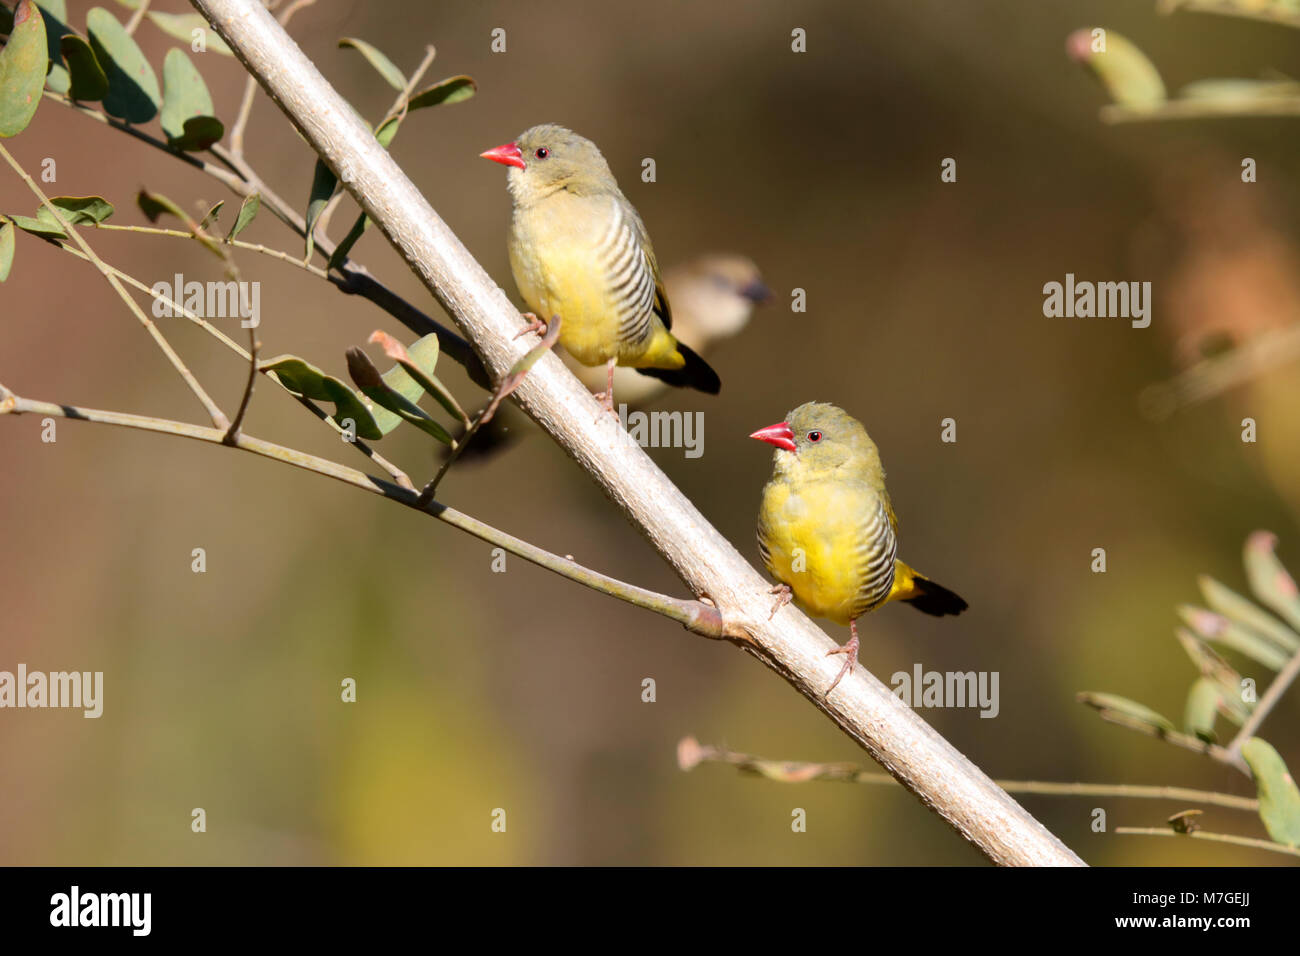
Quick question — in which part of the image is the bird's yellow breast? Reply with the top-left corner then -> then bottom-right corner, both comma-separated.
507,193 -> 682,371
757,477 -> 893,625
508,194 -> 624,367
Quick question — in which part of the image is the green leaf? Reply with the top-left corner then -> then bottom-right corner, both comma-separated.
142,11 -> 233,57
339,37 -> 406,90
375,113 -> 401,149
345,347 -> 453,444
1180,602 -> 1291,671
258,355 -> 383,441
1183,678 -> 1221,743
35,1 -> 71,95
60,34 -> 109,101
171,114 -> 223,151
0,1 -> 49,137
87,6 -> 161,123
326,211 -> 370,271
371,331 -> 468,426
136,189 -> 186,224
226,192 -> 259,242
1200,575 -> 1300,652
1242,738 -> 1300,848
9,194 -> 114,237
160,48 -> 221,150
1244,532 -> 1300,634
0,219 -> 14,282
1067,28 -> 1166,109
304,158 -> 337,261
407,74 -> 476,110
1077,692 -> 1177,734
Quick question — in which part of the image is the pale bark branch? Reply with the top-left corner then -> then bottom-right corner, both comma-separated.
190,0 -> 1084,865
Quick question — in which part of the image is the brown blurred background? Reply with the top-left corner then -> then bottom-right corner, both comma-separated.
3,0 -> 1300,865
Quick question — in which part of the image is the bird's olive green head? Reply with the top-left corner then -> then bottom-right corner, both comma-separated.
480,124 -> 617,205
751,402 -> 885,482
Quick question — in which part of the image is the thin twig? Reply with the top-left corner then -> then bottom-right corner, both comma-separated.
124,0 -> 151,35
0,143 -> 230,430
92,223 -> 332,279
676,738 -> 1261,811
50,241 -> 414,490
231,0 -> 318,154
0,388 -> 724,639
1116,826 -> 1300,858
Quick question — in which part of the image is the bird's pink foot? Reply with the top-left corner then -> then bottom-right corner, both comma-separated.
593,359 -> 617,419
768,583 -> 793,620
513,312 -> 548,340
824,622 -> 860,696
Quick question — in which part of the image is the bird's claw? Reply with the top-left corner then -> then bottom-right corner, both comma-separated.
822,629 -> 860,697
768,583 -> 793,620
514,313 -> 548,340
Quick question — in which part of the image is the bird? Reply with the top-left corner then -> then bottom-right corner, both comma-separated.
481,125 -> 721,412
751,402 -> 967,695
569,253 -> 769,405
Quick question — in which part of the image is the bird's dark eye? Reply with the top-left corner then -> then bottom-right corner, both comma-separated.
807,431 -> 822,443
534,147 -> 550,159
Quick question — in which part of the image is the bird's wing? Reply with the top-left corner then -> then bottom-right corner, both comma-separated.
620,195 -> 673,331
852,493 -> 899,616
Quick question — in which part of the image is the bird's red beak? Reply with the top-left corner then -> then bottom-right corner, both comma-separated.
480,142 -> 526,169
750,421 -> 796,452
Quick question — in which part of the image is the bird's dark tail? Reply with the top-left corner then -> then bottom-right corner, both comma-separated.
634,343 -> 721,394
899,571 -> 969,617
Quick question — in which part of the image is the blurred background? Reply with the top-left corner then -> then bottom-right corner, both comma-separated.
3,0 -> 1300,865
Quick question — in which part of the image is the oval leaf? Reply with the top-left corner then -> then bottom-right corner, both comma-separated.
60,34 -> 109,101
407,74 -> 475,111
160,47 -> 219,148
0,0 -> 49,137
1183,599 -> 1293,669
1244,531 -> 1300,634
1067,28 -> 1165,109
1077,691 -> 1176,733
303,159 -> 337,260
87,6 -> 161,123
345,347 -> 452,444
226,192 -> 259,242
1242,738 -> 1300,848
36,0 -> 71,95
339,37 -> 406,90
1183,677 -> 1220,743
1200,575 -> 1300,652
258,355 -> 383,441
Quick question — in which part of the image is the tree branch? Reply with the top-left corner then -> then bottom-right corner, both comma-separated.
188,0 -> 1083,865
677,737 -> 1261,812
0,386 -> 722,639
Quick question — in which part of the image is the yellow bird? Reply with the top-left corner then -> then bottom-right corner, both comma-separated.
752,402 -> 967,695
481,125 -> 721,410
